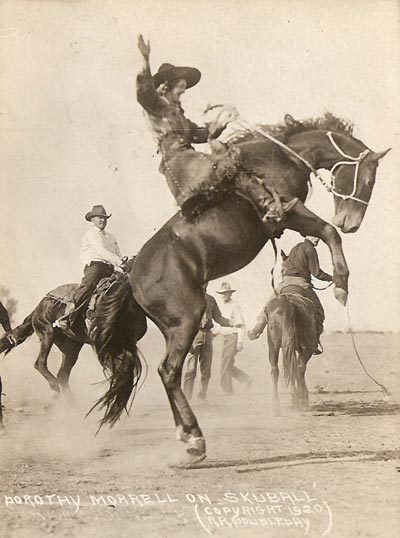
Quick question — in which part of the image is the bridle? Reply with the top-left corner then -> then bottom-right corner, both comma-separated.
228,115 -> 372,207
322,131 -> 370,206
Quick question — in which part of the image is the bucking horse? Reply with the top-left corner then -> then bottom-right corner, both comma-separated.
1,114 -> 389,464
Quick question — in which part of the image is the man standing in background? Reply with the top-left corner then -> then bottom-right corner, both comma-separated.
183,290 -> 231,402
214,282 -> 252,395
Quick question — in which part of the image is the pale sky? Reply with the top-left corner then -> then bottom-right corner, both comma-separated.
0,0 -> 399,332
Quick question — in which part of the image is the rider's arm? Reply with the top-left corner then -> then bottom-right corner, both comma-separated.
188,119 -> 225,144
308,246 -> 332,282
81,229 -> 122,267
210,296 -> 231,327
137,66 -> 168,117
113,237 -> 122,258
136,37 -> 168,118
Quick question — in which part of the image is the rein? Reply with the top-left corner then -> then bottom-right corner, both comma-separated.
312,281 -> 334,291
232,117 -> 370,206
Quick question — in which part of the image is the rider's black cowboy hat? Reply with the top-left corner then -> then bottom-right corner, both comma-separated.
85,205 -> 112,222
153,63 -> 201,89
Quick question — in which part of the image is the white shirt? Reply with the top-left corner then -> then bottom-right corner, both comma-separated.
80,226 -> 122,267
213,297 -> 245,344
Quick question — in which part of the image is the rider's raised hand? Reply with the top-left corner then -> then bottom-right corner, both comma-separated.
137,34 -> 150,59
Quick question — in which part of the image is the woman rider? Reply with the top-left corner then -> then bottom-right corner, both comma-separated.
136,35 -> 280,218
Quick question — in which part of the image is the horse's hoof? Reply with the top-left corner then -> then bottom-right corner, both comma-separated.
168,452 -> 207,469
186,436 -> 206,457
334,287 -> 348,306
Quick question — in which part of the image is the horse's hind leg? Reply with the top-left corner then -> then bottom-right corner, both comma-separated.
55,336 -> 83,406
267,331 -> 281,417
159,316 -> 206,462
34,330 -> 60,396
297,352 -> 311,411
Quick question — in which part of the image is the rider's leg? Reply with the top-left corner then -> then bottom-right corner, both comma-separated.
235,173 -> 298,222
55,262 -> 113,327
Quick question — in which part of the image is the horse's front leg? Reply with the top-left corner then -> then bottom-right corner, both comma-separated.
285,200 -> 348,305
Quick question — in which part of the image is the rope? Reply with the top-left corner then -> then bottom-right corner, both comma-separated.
235,118 -> 319,177
312,281 -> 334,291
346,303 -> 390,397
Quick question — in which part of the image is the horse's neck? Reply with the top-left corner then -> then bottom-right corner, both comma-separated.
287,130 -> 352,170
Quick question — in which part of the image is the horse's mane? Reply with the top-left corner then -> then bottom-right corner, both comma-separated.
228,112 -> 355,144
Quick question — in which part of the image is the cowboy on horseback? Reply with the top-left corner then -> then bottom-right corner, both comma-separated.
136,35 -> 287,224
54,205 -> 126,330
248,236 -> 332,354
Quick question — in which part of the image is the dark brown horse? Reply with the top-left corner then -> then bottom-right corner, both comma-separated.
265,291 -> 317,417
0,271 -> 147,424
1,116 -> 389,462
91,115 -> 388,463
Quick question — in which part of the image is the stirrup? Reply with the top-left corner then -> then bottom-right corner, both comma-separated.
6,334 -> 17,346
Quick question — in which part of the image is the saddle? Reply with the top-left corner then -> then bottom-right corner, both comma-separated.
163,141 -> 297,226
46,277 -> 121,324
47,272 -> 147,341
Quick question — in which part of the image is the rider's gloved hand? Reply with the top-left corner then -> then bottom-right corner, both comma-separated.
216,105 -> 239,128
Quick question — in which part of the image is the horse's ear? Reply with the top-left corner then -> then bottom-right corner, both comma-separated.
284,114 -> 297,126
371,148 -> 391,161
280,249 -> 288,261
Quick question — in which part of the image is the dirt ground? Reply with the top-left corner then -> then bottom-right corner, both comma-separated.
0,331 -> 399,538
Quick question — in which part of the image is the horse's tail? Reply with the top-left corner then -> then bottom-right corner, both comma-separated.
88,276 -> 142,429
281,297 -> 299,387
0,312 -> 34,355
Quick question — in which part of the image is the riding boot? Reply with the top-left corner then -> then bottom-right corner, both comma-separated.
235,173 -> 298,233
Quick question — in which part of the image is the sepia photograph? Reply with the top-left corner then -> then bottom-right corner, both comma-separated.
0,1 -> 399,537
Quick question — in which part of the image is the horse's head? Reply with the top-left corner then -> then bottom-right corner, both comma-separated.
322,132 -> 390,233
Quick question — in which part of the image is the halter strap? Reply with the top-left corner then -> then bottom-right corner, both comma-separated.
232,117 -> 370,206
327,131 -> 369,161
325,132 -> 370,206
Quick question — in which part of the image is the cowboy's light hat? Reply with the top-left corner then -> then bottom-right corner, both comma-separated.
216,282 -> 236,294
153,63 -> 201,89
85,205 -> 112,222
